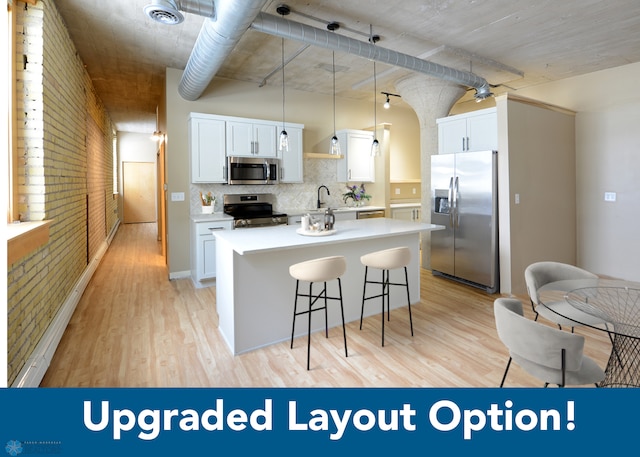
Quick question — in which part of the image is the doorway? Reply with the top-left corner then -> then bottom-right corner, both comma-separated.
123,161 -> 156,223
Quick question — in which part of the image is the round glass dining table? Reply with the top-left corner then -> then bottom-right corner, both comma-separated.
539,278 -> 640,388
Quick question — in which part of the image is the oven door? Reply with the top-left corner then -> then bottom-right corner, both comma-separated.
227,157 -> 279,185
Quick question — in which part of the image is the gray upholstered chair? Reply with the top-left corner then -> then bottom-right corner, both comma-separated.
524,261 -> 604,331
494,298 -> 604,387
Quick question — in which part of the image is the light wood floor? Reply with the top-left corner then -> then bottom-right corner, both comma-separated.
40,223 -> 612,388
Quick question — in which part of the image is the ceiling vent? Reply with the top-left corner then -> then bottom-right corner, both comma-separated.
144,0 -> 185,25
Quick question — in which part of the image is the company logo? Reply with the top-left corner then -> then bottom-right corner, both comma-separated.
4,441 -> 23,456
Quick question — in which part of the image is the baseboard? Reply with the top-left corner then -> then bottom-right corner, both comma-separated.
11,220 -> 121,387
169,270 -> 192,280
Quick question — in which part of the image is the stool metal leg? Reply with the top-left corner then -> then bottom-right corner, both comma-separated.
338,278 -> 348,358
404,266 -> 413,336
360,267 -> 368,330
323,282 -> 329,338
291,280 -> 300,349
381,269 -> 387,347
307,281 -> 313,371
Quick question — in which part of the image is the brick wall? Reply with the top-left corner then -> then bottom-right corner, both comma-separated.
7,1 -> 117,385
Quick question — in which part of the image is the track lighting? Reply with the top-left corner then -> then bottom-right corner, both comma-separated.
381,92 -> 400,109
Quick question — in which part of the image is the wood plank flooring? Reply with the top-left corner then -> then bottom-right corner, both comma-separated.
40,223 -> 612,388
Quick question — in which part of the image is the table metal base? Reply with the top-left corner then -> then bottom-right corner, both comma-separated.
601,334 -> 640,388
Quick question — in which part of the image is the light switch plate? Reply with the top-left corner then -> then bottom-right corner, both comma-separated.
171,192 -> 185,202
604,192 -> 616,202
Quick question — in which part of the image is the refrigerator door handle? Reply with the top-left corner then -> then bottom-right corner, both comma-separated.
448,177 -> 454,225
453,176 -> 460,228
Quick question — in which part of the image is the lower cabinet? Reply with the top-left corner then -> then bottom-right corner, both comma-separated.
391,205 -> 421,222
191,219 -> 233,284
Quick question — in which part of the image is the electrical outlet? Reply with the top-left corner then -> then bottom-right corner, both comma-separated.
515,193 -> 520,205
171,192 -> 185,202
412,188 -> 416,195
395,188 -> 401,195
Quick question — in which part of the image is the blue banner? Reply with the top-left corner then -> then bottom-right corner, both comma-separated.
0,388 -> 636,455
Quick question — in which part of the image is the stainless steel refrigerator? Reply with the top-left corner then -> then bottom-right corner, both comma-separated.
430,150 -> 499,293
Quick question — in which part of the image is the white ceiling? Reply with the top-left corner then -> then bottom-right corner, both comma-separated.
53,0 -> 640,133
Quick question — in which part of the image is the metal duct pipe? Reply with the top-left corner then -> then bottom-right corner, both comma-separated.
178,0 -> 268,101
250,12 -> 493,99
173,0 -> 215,18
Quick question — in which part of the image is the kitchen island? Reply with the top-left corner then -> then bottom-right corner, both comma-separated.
214,218 -> 444,354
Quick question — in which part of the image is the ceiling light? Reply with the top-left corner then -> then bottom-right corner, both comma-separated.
381,91 -> 400,109
328,21 -> 341,156
278,8 -> 289,153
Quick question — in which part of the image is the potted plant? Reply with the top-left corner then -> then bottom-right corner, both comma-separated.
200,191 -> 215,214
342,184 -> 371,207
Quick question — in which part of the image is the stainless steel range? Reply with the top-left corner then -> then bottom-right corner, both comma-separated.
223,194 -> 288,229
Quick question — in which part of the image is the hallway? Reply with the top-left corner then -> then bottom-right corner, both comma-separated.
40,223 -> 612,387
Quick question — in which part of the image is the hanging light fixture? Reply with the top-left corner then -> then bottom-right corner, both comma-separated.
370,25 -> 380,157
330,50 -> 341,155
277,6 -> 290,153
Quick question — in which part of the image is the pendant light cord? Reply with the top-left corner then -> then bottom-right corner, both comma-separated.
281,37 -> 286,133
332,51 -> 337,136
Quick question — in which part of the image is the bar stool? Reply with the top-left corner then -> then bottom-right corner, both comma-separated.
359,246 -> 413,346
289,256 -> 348,370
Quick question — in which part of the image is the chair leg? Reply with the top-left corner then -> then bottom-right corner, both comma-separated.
338,278 -> 348,358
404,266 -> 413,337
499,357 -> 512,387
291,280 -> 299,349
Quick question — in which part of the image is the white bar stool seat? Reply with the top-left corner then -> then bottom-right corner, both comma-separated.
289,256 -> 348,370
359,246 -> 413,346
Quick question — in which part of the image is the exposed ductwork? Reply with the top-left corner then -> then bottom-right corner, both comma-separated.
250,12 -> 493,100
144,0 -> 216,25
148,0 -> 493,101
177,0 -> 268,101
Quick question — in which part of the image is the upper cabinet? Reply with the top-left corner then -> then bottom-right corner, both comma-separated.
278,125 -> 304,183
189,113 -> 227,183
226,120 -> 277,157
336,129 -> 375,182
437,107 -> 497,154
189,113 -> 304,183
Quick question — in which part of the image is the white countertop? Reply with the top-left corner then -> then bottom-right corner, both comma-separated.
191,213 -> 234,223
213,218 -> 444,255
390,202 -> 421,208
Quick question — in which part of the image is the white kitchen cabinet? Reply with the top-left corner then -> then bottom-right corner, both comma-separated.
336,129 -> 375,182
391,204 -> 421,222
437,107 -> 497,154
191,219 -> 233,285
278,125 -> 303,183
189,114 -> 227,183
226,120 -> 277,157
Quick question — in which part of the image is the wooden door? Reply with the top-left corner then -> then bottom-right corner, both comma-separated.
123,162 -> 156,223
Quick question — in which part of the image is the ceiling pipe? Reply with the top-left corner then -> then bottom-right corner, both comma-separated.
177,0 -> 268,101
250,12 -> 493,100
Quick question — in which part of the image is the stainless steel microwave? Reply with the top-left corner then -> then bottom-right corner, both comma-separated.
227,156 -> 279,185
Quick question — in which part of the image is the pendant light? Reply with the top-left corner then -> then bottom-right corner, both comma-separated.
370,25 -> 380,157
330,50 -> 341,155
278,35 -> 289,152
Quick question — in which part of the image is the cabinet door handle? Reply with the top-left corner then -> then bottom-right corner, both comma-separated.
462,137 -> 465,151
208,227 -> 224,231
255,141 -> 259,154
348,169 -> 352,180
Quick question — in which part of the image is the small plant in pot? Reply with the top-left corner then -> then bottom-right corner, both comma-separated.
200,191 -> 215,214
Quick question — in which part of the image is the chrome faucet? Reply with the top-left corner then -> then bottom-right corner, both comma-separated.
317,185 -> 330,209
